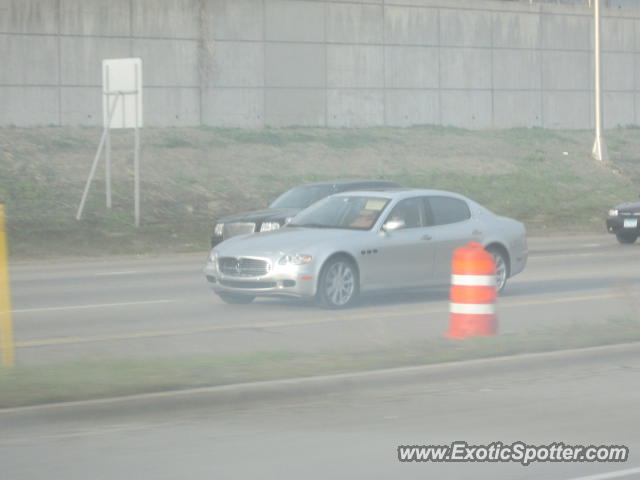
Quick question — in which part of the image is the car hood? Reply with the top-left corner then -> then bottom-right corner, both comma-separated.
615,200 -> 640,213
216,208 -> 300,224
214,227 -> 367,257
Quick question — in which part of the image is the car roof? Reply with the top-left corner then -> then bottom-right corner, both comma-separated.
299,179 -> 403,188
332,188 -> 470,201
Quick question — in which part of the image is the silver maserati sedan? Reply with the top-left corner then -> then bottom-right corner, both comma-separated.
204,189 -> 528,308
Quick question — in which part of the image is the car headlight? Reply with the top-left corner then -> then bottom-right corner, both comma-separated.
260,222 -> 281,232
209,250 -> 218,263
608,209 -> 619,217
278,254 -> 313,265
214,223 -> 224,236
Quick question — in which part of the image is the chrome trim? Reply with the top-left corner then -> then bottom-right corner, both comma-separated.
218,256 -> 271,277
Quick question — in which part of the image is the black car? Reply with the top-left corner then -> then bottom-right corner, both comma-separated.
211,180 -> 403,246
606,195 -> 640,244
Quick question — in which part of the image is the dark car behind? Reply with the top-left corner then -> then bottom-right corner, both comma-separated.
211,180 -> 403,246
606,196 -> 640,244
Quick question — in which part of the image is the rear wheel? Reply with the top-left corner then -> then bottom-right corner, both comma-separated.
616,232 -> 638,244
316,257 -> 359,309
217,292 -> 255,304
486,247 -> 509,293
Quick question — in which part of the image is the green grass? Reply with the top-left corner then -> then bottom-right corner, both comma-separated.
154,135 -> 196,149
20,131 -> 92,151
494,126 -> 577,145
1,126 -> 639,259
202,126 -> 399,149
1,317 -> 639,408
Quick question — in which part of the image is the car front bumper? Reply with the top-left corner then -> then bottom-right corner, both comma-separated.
203,260 -> 317,298
607,216 -> 640,235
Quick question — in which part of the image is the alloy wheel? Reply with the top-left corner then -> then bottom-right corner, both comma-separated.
491,250 -> 507,293
322,260 -> 356,307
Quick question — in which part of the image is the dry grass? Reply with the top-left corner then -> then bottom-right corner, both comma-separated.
0,125 -> 638,259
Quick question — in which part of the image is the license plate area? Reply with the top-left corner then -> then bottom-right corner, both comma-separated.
623,218 -> 638,228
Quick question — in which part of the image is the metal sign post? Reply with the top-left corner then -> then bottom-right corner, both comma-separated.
77,92 -> 121,221
134,64 -> 141,227
76,58 -> 143,225
105,69 -> 112,209
592,0 -> 609,161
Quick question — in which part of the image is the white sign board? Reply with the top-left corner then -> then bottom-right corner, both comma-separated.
102,58 -> 143,129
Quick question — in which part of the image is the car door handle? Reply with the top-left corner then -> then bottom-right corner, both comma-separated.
421,234 -> 432,241
472,230 -> 482,236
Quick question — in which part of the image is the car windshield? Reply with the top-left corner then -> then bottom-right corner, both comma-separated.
289,195 -> 390,230
269,185 -> 335,209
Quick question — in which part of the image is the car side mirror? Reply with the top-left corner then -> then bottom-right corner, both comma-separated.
382,219 -> 405,233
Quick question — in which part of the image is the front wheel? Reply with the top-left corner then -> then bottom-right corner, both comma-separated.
217,292 -> 255,304
616,232 -> 638,244
316,257 -> 359,309
486,247 -> 509,293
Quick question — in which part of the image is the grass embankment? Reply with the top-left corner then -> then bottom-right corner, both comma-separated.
1,317 -> 638,408
1,126 -> 639,259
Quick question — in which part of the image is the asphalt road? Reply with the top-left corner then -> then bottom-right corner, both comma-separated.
8,234 -> 640,364
1,345 -> 639,480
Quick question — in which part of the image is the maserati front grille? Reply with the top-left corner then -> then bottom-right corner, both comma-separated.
218,257 -> 270,277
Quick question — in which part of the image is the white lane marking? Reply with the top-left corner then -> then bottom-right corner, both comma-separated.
13,299 -> 176,314
564,466 -> 640,480
534,252 -> 609,259
94,271 -> 140,277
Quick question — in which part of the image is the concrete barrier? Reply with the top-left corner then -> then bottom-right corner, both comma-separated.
0,0 -> 638,128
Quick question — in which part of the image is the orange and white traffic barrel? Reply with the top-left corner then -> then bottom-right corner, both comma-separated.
446,242 -> 497,339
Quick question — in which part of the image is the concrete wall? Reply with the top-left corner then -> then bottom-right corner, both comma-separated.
1,0 -> 639,129
522,0 -> 637,9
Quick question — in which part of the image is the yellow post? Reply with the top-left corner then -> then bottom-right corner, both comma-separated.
0,204 -> 14,367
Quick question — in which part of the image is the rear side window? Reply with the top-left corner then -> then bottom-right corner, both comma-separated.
426,196 -> 471,226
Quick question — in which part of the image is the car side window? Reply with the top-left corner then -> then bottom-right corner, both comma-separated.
426,196 -> 471,226
385,197 -> 425,229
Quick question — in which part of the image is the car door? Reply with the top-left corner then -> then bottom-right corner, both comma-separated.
360,197 -> 436,290
424,195 -> 482,283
